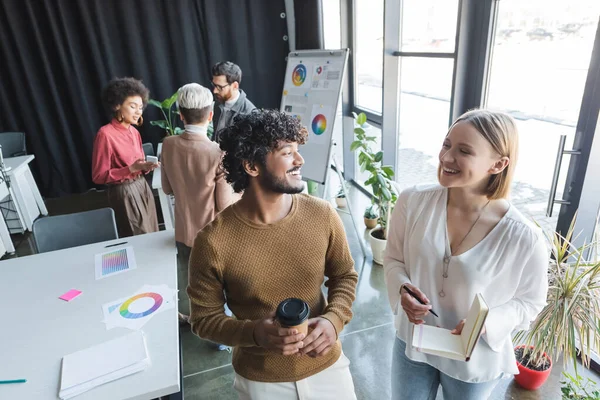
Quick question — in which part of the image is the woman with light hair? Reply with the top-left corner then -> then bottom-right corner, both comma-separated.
160,83 -> 234,325
384,109 -> 549,399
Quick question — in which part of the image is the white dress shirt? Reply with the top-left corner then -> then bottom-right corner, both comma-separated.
384,184 -> 549,383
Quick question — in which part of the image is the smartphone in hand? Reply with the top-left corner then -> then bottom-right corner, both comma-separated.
146,155 -> 158,164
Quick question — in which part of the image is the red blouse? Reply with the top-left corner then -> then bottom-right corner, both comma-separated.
91,119 -> 144,185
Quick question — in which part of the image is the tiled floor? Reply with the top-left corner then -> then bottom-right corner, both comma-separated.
5,171 -> 599,399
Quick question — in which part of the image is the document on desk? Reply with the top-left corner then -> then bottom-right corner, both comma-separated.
102,284 -> 177,331
59,331 -> 150,399
95,246 -> 137,280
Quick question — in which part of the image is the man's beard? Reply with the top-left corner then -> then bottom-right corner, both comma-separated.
260,167 -> 303,194
215,91 -> 231,103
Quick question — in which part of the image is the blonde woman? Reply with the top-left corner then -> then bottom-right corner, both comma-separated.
384,109 -> 549,399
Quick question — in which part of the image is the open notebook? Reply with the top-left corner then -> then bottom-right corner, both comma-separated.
412,293 -> 489,362
59,331 -> 150,399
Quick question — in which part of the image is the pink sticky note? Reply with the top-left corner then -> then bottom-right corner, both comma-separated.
59,289 -> 82,302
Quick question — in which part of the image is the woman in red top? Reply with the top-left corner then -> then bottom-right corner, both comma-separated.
92,77 -> 159,237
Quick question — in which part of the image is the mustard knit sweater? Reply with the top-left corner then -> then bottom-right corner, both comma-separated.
187,194 -> 358,382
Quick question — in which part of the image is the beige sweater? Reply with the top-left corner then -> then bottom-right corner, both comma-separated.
160,132 -> 233,247
187,194 -> 358,382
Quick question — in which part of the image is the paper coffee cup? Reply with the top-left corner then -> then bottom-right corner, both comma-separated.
276,298 -> 310,336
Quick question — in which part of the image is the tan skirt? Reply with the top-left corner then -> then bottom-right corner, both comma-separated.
108,176 -> 159,238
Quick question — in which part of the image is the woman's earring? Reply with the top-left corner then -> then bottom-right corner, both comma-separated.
116,111 -> 124,122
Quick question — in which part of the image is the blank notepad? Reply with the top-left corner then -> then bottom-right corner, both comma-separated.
59,331 -> 150,399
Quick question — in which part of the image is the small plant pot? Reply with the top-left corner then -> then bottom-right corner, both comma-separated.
335,197 -> 347,208
514,345 -> 553,390
369,228 -> 387,265
364,218 -> 378,229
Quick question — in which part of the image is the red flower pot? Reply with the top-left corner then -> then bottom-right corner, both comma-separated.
514,345 -> 553,390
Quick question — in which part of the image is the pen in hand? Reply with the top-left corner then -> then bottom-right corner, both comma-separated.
402,285 -> 439,318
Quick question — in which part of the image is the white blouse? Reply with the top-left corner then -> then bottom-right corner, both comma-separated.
384,184 -> 549,383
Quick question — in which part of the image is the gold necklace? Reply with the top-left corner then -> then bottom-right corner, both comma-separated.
439,200 -> 491,298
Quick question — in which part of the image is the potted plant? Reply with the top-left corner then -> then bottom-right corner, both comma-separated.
335,184 -> 347,208
364,204 -> 378,229
350,112 -> 397,264
513,214 -> 600,390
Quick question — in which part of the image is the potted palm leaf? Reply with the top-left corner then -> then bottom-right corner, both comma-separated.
513,214 -> 600,390
350,112 -> 397,264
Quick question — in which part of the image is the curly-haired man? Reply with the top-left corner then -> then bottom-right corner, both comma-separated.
187,109 -> 358,399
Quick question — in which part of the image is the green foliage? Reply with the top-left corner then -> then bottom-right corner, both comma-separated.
364,204 -> 378,219
561,372 -> 600,399
148,92 -> 185,136
515,213 -> 600,372
350,112 -> 398,238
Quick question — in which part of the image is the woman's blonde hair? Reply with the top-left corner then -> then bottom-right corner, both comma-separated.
438,109 -> 519,200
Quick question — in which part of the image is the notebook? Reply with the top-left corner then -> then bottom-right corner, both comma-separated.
59,331 -> 150,399
411,293 -> 489,362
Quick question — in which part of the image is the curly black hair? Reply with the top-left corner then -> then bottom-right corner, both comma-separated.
219,109 -> 308,193
101,77 -> 150,119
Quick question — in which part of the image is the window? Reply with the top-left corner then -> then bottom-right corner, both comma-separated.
354,0 -> 384,114
396,58 -> 455,191
322,0 -> 344,171
400,1 -> 459,53
485,0 -> 600,232
323,0 -> 341,49
393,0 -> 460,192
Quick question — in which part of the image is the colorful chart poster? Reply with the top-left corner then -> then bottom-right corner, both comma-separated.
285,62 -> 312,90
102,284 -> 176,331
311,62 -> 342,91
309,104 -> 333,144
95,247 -> 137,280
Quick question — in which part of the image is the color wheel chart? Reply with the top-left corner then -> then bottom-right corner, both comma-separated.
119,292 -> 163,319
311,114 -> 327,135
102,284 -> 176,330
95,246 -> 137,280
292,64 -> 307,86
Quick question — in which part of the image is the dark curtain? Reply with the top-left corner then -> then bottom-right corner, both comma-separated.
0,0 -> 289,197
294,0 -> 323,50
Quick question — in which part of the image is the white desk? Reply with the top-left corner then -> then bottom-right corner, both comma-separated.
0,179 -> 16,254
152,144 -> 175,230
3,155 -> 48,232
0,230 -> 181,400
151,165 -> 175,231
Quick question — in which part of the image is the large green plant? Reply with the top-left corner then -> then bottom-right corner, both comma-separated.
148,92 -> 185,136
514,213 -> 600,372
350,112 -> 397,239
148,91 -> 215,139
